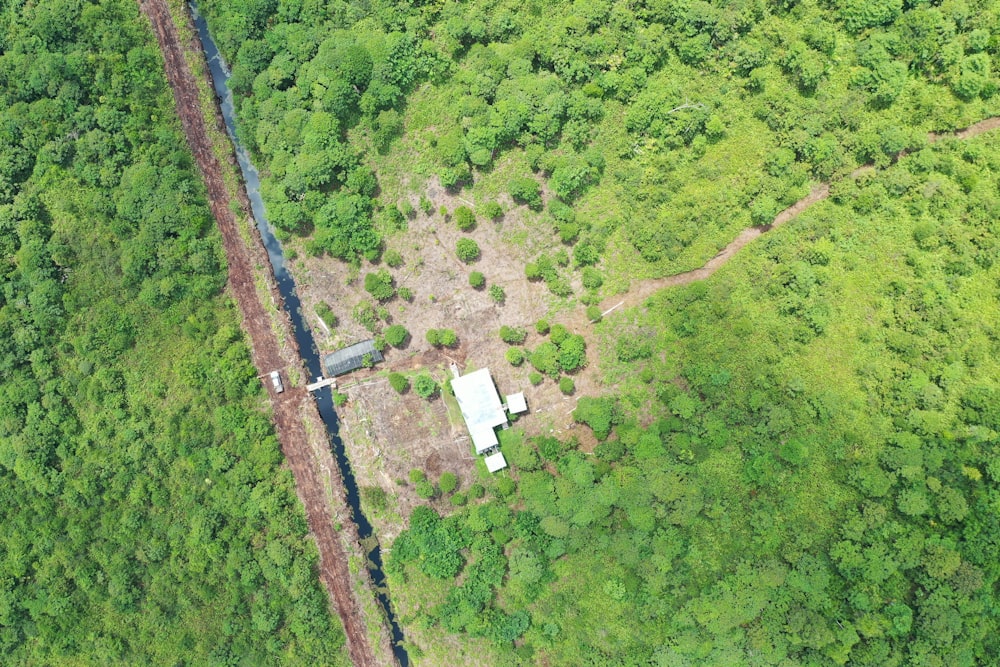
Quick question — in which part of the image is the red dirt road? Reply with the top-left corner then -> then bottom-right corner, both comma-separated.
602,116 -> 1000,312
138,1 -> 392,665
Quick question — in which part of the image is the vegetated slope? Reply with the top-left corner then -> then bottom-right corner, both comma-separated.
386,132 -> 1000,667
0,2 -> 349,664
193,0 -> 1000,664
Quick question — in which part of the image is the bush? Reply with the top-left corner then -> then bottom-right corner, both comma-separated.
494,476 -> 517,497
550,324 -> 569,345
360,486 -> 389,512
450,493 -> 467,506
529,371 -> 544,386
557,334 -> 587,373
413,373 -> 439,399
415,480 -> 437,499
559,376 -> 575,394
384,248 -> 404,268
388,372 -> 409,393
420,195 -> 433,214
383,324 -> 408,348
332,391 -> 348,406
467,483 -> 485,499
581,267 -> 603,290
469,271 -> 485,288
489,285 -> 506,304
506,347 -> 525,366
456,238 -> 481,263
364,270 -> 395,301
425,329 -> 441,346
499,326 -> 527,344
315,302 -> 337,329
535,319 -> 550,335
438,329 -> 458,347
398,286 -> 413,301
587,305 -> 603,322
525,263 -> 542,281
352,301 -> 379,332
438,472 -> 458,494
409,468 -> 426,484
482,201 -> 503,219
399,200 -> 415,218
454,206 -> 475,231
509,177 -> 542,209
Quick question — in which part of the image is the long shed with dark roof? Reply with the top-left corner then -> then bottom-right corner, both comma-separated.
322,340 -> 383,376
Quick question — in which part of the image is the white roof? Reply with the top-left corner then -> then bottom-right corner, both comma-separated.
471,425 -> 499,454
506,392 -> 527,414
452,368 -> 507,431
484,451 -> 508,473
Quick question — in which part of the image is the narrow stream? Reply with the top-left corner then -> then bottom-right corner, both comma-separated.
189,5 -> 409,664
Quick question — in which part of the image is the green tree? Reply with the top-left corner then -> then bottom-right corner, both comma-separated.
413,374 -> 439,399
383,324 -> 408,348
469,271 -> 485,288
439,472 -> 458,494
456,238 -> 480,263
388,372 -> 410,393
454,206 -> 475,231
364,269 -> 395,301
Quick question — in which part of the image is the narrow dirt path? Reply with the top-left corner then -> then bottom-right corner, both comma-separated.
138,1 -> 389,665
601,117 -> 1000,313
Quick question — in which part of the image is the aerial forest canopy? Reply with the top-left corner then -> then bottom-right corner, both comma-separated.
0,0 -> 348,663
193,0 -> 1000,665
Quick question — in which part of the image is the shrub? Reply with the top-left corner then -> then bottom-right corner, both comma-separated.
557,334 -> 587,373
415,480 -> 437,499
468,483 -> 485,499
469,271 -> 485,288
489,284 -> 506,303
384,248 -> 404,268
398,286 -> 413,301
409,468 -> 426,484
587,305 -> 603,322
494,476 -> 517,497
332,391 -> 348,406
364,270 -> 395,301
559,376 -> 575,394
420,195 -> 433,214
482,201 -> 503,219
549,324 -> 569,345
456,238 -> 481,263
506,347 -> 525,366
383,324 -> 408,348
413,373 -> 439,399
529,371 -> 544,386
581,267 -> 603,290
509,177 -> 542,209
450,493 -> 467,506
352,301 -> 379,332
399,200 -> 415,218
438,472 -> 458,494
388,372 -> 409,393
315,302 -> 337,329
499,325 -> 527,344
525,263 -> 542,281
360,485 -> 389,512
438,329 -> 458,347
530,341 -> 560,377
425,329 -> 441,346
535,319 -> 550,335
454,206 -> 475,231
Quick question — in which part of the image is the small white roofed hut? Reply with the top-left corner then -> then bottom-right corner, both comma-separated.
452,368 -> 508,454
506,392 -> 527,415
483,451 -> 508,473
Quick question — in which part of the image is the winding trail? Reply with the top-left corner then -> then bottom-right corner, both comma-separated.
138,1 -> 392,665
601,117 -> 1000,313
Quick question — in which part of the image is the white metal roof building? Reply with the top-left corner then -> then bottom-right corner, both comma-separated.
506,392 -> 527,414
484,451 -> 508,473
452,368 -> 508,454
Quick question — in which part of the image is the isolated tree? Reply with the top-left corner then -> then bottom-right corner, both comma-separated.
469,271 -> 485,288
383,324 -> 408,348
413,373 -> 439,399
456,238 -> 480,263
499,326 -> 527,344
388,372 -> 409,393
364,269 -> 395,301
489,284 -> 506,303
454,206 -> 475,231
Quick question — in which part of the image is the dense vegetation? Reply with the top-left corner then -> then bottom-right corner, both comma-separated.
197,0 -> 1000,665
0,1 -> 347,663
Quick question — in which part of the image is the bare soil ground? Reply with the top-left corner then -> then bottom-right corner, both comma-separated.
290,176 -> 602,536
139,2 -> 394,664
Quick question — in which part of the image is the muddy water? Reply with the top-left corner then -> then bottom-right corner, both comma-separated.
188,5 -> 409,664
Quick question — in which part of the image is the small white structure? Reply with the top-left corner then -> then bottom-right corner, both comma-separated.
452,368 -> 508,454
506,392 -> 528,415
483,450 -> 508,473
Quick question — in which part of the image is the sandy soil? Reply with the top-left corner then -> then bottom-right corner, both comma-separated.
139,2 -> 394,664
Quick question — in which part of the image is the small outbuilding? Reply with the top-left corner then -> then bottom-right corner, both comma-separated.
483,450 -> 508,473
323,340 -> 384,377
505,392 -> 527,415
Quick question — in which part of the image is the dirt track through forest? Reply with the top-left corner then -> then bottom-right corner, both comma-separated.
601,116 -> 1000,313
138,1 -> 390,665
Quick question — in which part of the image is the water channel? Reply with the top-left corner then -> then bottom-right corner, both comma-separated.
189,5 -> 409,664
